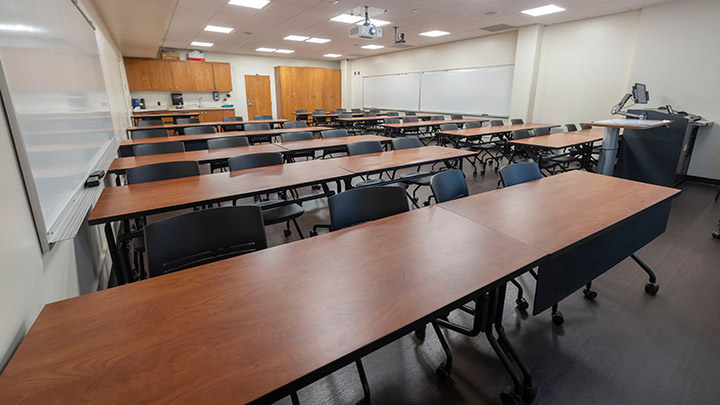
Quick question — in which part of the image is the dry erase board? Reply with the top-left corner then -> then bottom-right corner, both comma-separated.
362,73 -> 421,111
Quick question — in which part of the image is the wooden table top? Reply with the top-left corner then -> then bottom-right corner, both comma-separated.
120,127 -> 333,147
293,112 -> 364,118
508,128 -> 606,149
438,123 -> 559,137
0,207 -> 545,404
438,170 -> 680,255
126,119 -> 288,132
131,112 -> 200,119
278,134 -> 391,152
336,115 -> 395,122
108,144 -> 287,174
585,119 -> 672,130
381,118 -> 482,128
331,146 -> 476,174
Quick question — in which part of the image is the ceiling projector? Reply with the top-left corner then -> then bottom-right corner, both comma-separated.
349,6 -> 382,39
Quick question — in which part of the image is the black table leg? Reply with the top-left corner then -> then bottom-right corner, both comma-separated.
104,222 -> 131,286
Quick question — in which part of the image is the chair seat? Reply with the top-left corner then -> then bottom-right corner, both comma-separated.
355,178 -> 384,188
257,201 -> 305,225
400,171 -> 432,185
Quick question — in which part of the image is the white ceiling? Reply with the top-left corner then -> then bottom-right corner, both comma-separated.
95,0 -> 677,60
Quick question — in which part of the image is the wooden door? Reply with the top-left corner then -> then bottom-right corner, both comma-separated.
147,59 -> 173,91
290,67 -> 305,114
190,62 -> 214,92
324,68 -> 341,111
124,58 -> 151,91
245,75 -> 272,119
171,61 -> 196,92
212,63 -> 233,92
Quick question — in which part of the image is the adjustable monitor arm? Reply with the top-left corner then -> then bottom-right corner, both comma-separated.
611,93 -> 646,119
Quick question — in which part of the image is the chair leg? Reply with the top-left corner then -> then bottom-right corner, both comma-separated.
292,218 -> 305,239
406,191 -> 420,209
290,392 -> 300,405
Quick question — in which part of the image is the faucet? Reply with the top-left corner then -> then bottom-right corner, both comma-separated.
198,96 -> 204,109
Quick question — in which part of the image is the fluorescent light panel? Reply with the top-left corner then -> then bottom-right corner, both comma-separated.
420,30 -> 449,37
521,4 -> 566,17
204,25 -> 234,34
228,0 -> 270,9
284,35 -> 309,41
306,37 -> 330,44
330,14 -> 364,23
324,53 -> 342,57
274,49 -> 295,54
256,47 -> 276,52
191,41 -> 213,47
361,44 -> 384,50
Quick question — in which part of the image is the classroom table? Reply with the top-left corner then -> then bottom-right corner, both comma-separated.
508,128 -> 605,171
118,126 -> 333,156
437,123 -> 561,144
125,118 -> 288,135
381,118 -> 486,137
0,171 -> 680,404
130,112 -> 200,125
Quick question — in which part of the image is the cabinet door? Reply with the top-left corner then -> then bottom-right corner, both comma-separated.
148,59 -> 174,91
204,110 -> 225,122
212,63 -> 232,92
324,68 -> 341,111
171,61 -> 196,92
191,62 -> 215,92
124,58 -> 151,91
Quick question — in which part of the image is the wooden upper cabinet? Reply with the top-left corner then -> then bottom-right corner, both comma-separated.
212,63 -> 232,92
170,61 -> 196,92
147,59 -> 174,91
124,58 -> 151,91
190,62 -> 215,92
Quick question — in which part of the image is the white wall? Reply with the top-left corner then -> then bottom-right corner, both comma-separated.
509,25 -> 544,121
131,51 -> 340,119
0,0 -> 128,370
629,0 -> 720,179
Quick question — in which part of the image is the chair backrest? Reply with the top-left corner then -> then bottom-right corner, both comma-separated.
222,116 -> 244,122
439,123 -> 458,131
337,108 -> 347,112
254,115 -> 273,120
565,124 -> 578,132
281,131 -> 314,142
126,161 -> 200,185
403,116 -> 419,123
364,111 -> 378,117
183,126 -> 217,135
431,115 -> 445,121
137,119 -> 164,127
321,129 -> 348,138
392,137 -> 423,150
386,111 -> 399,116
384,117 -> 401,124
511,129 -> 532,140
284,121 -> 307,129
207,137 -> 250,150
228,152 -> 284,171
331,109 -> 342,114
144,206 -> 267,277
328,185 -> 410,231
133,142 -> 185,156
351,108 -> 363,113
510,118 -> 524,125
499,162 -> 542,187
177,117 -> 200,124
450,114 -> 463,120
313,109 -> 326,114
464,121 -> 482,129
244,122 -> 271,131
430,169 -> 468,203
534,127 -> 551,136
490,120 -> 504,126
339,113 -> 353,118
347,140 -> 383,156
580,123 -> 592,130
405,111 -> 416,116
131,128 -> 169,139
295,109 -> 307,113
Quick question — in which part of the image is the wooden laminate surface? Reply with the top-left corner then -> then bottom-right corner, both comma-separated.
293,112 -> 364,118
438,123 -> 559,138
108,144 -> 286,174
438,170 -> 680,254
585,119 -> 673,130
508,128 -> 605,149
331,146 -> 476,174
120,127 -> 333,147
131,112 -> 200,119
336,115 -> 395,122
278,135 -> 391,152
381,119 -> 483,129
126,119 -> 287,132
0,207 -> 545,404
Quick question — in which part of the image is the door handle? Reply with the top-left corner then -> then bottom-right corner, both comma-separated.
248,100 -> 252,106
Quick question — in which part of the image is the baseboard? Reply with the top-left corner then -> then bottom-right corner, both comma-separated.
685,175 -> 720,185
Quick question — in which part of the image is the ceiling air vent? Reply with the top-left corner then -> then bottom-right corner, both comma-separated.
480,24 -> 516,32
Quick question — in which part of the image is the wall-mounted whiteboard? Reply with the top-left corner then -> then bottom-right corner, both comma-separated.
420,66 -> 514,116
363,73 -> 421,111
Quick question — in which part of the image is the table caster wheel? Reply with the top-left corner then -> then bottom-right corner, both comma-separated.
473,171 -> 478,178
522,384 -> 538,402
644,282 -> 659,296
414,325 -> 426,342
284,229 -> 292,237
436,363 -> 451,381
552,310 -> 564,325
423,201 -> 431,207
500,388 -> 521,405
516,297 -> 529,313
712,230 -> 720,239
583,288 -> 597,300
309,230 -> 318,237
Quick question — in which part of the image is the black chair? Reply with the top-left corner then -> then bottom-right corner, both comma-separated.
566,124 -> 578,131
133,142 -> 185,157
429,169 -> 468,203
284,121 -> 307,129
144,206 -> 267,277
384,118 -> 401,124
534,127 -> 551,136
244,122 -> 272,144
127,161 -> 200,185
131,129 -> 169,140
255,115 -> 273,120
464,121 -> 482,129
439,123 -> 458,131
498,161 -> 541,187
313,109 -> 326,113
320,129 -> 349,158
364,111 -> 378,117
510,118 -> 524,125
138,119 -> 163,127
405,111 -> 416,116
184,126 -> 217,135
281,131 -> 315,161
176,118 -> 200,124
207,137 -> 250,149
222,116 -> 245,131
403,116 -> 419,123
312,111 -> 329,126
295,109 -> 307,113
450,114 -> 463,120
393,137 -> 433,204
490,120 -> 504,126
347,141 -> 385,187
328,185 -> 409,231
386,112 -> 400,116
351,108 -> 363,113
228,152 -> 306,239
431,115 -> 445,121
384,117 -> 402,136
580,123 -> 592,130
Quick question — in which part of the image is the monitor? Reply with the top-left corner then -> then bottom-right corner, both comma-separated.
632,83 -> 648,104
171,92 -> 184,106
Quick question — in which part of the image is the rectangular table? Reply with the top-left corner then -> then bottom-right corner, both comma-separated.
437,123 -> 560,141
382,119 -> 486,138
126,118 -> 288,134
508,128 -> 605,170
131,112 -> 200,125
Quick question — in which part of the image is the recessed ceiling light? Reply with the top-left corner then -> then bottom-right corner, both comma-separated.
324,53 -> 342,57
256,47 -> 276,52
284,35 -> 310,41
521,4 -> 566,17
330,14 -> 365,24
306,37 -> 331,44
228,0 -> 270,10
204,25 -> 234,34
191,41 -> 214,47
274,49 -> 295,54
361,44 -> 384,50
419,30 -> 450,37
357,19 -> 391,27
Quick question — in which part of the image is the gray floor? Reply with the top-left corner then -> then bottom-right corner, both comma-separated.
260,160 -> 720,405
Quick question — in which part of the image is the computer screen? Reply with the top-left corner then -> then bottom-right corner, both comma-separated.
632,83 -> 648,104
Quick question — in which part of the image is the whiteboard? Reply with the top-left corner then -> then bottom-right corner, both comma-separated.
420,66 -> 514,116
363,73 -> 420,111
0,0 -> 117,249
